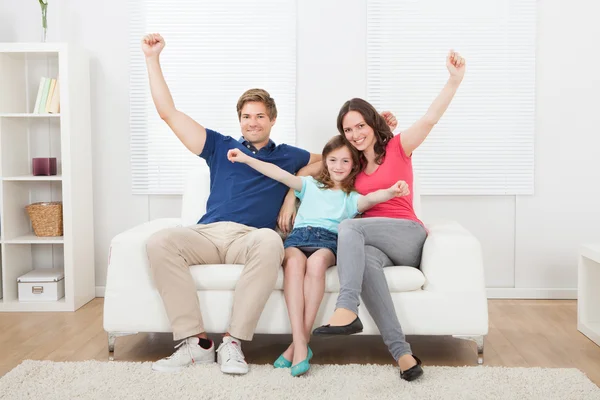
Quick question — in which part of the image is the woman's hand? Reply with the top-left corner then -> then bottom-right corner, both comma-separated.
447,50 -> 466,82
388,180 -> 410,197
227,148 -> 250,164
277,190 -> 297,234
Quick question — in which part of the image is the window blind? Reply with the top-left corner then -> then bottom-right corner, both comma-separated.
129,0 -> 297,194
367,0 -> 536,195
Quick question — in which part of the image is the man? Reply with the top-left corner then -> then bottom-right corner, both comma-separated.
141,33 -> 321,375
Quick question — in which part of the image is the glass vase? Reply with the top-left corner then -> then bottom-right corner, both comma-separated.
40,5 -> 47,42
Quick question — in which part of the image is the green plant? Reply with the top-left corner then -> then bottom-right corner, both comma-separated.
38,0 -> 48,41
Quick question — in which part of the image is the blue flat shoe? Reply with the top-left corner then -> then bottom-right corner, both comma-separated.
273,353 -> 292,368
274,346 -> 313,369
291,358 -> 310,377
291,346 -> 312,377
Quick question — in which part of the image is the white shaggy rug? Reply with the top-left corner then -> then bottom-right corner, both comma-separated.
1,360 -> 599,400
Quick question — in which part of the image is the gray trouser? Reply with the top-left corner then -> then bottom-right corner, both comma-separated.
335,217 -> 427,361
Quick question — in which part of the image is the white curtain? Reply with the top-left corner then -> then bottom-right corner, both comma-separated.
129,0 -> 297,194
367,0 -> 536,195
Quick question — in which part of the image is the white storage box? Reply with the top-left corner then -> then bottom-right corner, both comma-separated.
17,268 -> 65,302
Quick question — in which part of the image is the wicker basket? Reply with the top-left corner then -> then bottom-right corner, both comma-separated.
25,202 -> 63,237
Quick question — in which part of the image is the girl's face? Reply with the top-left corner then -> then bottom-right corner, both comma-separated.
342,110 -> 376,152
325,146 -> 354,184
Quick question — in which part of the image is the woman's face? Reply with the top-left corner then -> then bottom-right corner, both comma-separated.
342,111 -> 375,152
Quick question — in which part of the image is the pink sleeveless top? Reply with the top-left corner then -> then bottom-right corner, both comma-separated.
354,134 -> 423,225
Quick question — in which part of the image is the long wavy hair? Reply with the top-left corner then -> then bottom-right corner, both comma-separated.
337,98 -> 393,167
315,136 -> 361,194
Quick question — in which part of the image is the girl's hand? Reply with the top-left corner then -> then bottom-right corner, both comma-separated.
227,148 -> 250,163
388,180 -> 410,197
447,50 -> 466,82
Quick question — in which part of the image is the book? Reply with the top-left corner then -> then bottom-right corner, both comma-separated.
45,78 -> 57,113
48,78 -> 60,114
37,77 -> 51,114
32,77 -> 46,114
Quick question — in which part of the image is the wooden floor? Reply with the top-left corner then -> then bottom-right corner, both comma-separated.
1,299 -> 599,386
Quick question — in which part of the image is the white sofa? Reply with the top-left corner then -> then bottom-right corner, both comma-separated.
103,167 -> 488,363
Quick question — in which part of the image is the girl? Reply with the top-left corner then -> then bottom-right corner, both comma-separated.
227,135 -> 409,377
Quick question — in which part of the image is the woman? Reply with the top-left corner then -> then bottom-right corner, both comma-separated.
311,50 -> 466,382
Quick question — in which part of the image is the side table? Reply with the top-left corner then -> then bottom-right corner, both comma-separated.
578,244 -> 600,346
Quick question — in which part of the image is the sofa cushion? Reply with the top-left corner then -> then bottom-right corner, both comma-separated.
189,264 -> 426,293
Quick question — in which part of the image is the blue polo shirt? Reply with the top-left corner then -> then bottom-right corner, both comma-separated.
198,128 -> 311,229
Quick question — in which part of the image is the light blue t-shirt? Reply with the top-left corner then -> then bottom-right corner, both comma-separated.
293,176 -> 361,234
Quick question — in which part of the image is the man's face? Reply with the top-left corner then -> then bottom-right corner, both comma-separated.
239,101 -> 276,148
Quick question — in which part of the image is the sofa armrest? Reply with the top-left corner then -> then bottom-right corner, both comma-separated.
110,218 -> 182,243
420,221 -> 486,293
105,218 -> 181,293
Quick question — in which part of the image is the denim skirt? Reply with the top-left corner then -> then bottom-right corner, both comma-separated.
283,226 -> 338,256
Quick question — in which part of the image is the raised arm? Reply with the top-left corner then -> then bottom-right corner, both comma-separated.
401,50 -> 466,157
142,33 -> 207,155
227,149 -> 303,192
357,180 -> 409,213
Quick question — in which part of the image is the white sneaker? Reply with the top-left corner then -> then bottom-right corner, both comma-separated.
217,336 -> 249,375
152,337 -> 215,372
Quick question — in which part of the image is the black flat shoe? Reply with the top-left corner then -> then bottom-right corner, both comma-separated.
312,316 -> 364,335
400,355 -> 423,382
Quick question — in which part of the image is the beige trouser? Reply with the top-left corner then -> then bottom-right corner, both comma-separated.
146,221 -> 284,341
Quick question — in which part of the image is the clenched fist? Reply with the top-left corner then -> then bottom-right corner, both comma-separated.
447,50 -> 466,81
141,33 -> 165,58
387,180 -> 410,197
227,148 -> 250,164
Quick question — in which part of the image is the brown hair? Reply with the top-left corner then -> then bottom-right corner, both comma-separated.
315,136 -> 361,194
337,98 -> 393,166
236,88 -> 278,120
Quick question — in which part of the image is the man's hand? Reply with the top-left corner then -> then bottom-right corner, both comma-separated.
447,50 -> 466,82
227,148 -> 250,164
387,180 -> 410,197
277,191 -> 297,235
142,33 -> 165,58
381,111 -> 398,131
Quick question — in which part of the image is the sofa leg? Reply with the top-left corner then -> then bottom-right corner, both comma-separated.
453,335 -> 484,365
107,332 -> 138,361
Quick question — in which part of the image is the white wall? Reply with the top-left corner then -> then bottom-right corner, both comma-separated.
1,0 -> 599,297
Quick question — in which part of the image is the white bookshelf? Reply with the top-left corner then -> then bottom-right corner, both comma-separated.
0,43 -> 95,312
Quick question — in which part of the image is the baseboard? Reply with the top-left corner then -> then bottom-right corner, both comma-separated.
486,288 -> 577,299
95,286 -> 577,299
